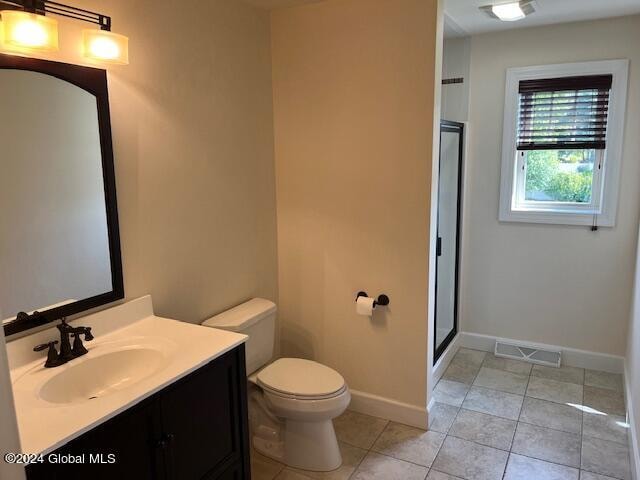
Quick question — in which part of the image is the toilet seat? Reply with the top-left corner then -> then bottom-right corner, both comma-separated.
261,383 -> 348,401
257,358 -> 346,400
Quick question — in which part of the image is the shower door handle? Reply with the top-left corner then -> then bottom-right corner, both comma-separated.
436,237 -> 442,257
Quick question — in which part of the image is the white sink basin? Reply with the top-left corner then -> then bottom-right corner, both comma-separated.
12,336 -> 177,407
8,298 -> 248,456
38,348 -> 167,405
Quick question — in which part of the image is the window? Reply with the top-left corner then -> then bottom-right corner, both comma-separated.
499,60 -> 629,226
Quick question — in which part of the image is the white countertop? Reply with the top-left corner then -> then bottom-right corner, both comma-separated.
8,297 -> 247,455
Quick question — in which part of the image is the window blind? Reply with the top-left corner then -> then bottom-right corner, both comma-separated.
517,75 -> 612,151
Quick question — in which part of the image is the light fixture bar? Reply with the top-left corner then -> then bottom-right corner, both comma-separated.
0,0 -> 111,30
45,0 -> 110,30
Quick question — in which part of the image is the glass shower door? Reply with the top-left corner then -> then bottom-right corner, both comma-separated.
434,121 -> 464,363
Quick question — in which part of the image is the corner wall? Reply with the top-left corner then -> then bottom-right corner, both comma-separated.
271,0 -> 439,414
441,37 -> 470,122
627,224 -> 640,478
0,328 -> 24,480
462,15 -> 640,355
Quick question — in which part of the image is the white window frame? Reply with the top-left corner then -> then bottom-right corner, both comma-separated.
498,60 -> 629,227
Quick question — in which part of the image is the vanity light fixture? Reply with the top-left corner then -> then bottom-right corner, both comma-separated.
480,1 -> 535,22
0,0 -> 128,64
0,10 -> 58,51
82,29 -> 128,64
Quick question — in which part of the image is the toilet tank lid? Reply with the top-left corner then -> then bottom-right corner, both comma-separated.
202,298 -> 276,332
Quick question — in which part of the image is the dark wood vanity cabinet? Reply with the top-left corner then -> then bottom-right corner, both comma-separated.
26,345 -> 251,480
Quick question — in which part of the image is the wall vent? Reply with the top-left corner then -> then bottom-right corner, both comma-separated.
495,340 -> 561,368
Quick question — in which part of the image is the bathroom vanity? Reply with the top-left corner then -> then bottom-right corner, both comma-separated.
26,348 -> 248,480
7,297 -> 251,480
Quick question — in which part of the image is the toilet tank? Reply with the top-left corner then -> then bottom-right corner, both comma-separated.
202,298 -> 276,375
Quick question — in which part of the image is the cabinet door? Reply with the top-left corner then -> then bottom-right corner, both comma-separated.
26,397 -> 163,480
159,346 -> 249,480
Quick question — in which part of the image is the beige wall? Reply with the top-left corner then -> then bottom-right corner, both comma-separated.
245,0 -> 322,9
462,16 -> 640,355
271,0 -> 439,408
1,0 -> 279,325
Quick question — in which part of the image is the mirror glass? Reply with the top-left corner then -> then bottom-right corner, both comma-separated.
0,70 -> 113,325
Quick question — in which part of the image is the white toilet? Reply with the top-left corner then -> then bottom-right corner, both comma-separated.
202,298 -> 351,472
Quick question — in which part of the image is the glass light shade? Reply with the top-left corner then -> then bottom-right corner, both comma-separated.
0,10 -> 59,51
82,30 -> 128,65
492,2 -> 525,21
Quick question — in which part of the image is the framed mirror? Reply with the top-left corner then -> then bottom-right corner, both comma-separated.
1,54 -> 123,336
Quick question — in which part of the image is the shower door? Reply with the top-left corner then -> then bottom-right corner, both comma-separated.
434,121 -> 464,363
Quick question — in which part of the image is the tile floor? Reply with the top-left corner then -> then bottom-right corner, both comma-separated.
251,348 -> 632,480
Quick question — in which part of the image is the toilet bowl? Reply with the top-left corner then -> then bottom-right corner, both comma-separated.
251,358 -> 350,470
202,299 -> 350,472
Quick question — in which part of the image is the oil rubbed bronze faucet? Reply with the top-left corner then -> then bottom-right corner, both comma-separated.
33,318 -> 94,368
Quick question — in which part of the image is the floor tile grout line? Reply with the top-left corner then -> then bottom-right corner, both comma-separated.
366,449 -> 436,470
516,417 -> 583,437
581,430 -> 632,447
368,418 -> 391,449
436,350 -> 521,480
431,351 -> 484,463
498,368 -> 532,480
455,352 -> 485,406
529,375 -> 585,388
440,432 -> 585,471
580,465 -> 627,480
349,417 -> 405,479
517,372 -> 585,436
505,450 -> 583,471
436,433 -> 586,477
498,365 -> 534,479
428,349 -> 485,479
345,445 -> 368,480
445,430 -> 513,454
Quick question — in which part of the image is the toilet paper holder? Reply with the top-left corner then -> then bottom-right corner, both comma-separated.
355,291 -> 390,307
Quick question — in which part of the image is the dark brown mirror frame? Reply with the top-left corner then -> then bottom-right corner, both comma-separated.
1,53 -> 124,337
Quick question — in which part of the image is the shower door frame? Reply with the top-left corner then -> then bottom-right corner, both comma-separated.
434,120 -> 464,364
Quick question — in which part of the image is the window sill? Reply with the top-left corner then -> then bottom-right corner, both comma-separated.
499,208 -> 614,227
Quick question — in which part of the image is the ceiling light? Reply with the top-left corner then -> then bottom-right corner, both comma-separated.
0,10 -> 59,51
480,1 -> 535,22
83,30 -> 129,65
493,3 -> 525,21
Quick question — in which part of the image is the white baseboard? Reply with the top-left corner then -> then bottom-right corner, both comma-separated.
433,333 -> 461,383
458,332 -> 625,374
348,389 -> 428,430
624,363 -> 640,480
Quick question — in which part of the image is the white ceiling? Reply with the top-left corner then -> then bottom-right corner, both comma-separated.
242,0 -> 323,9
445,0 -> 640,37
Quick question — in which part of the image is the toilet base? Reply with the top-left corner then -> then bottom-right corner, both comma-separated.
248,375 -> 350,472
284,418 -> 342,471
253,418 -> 342,472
